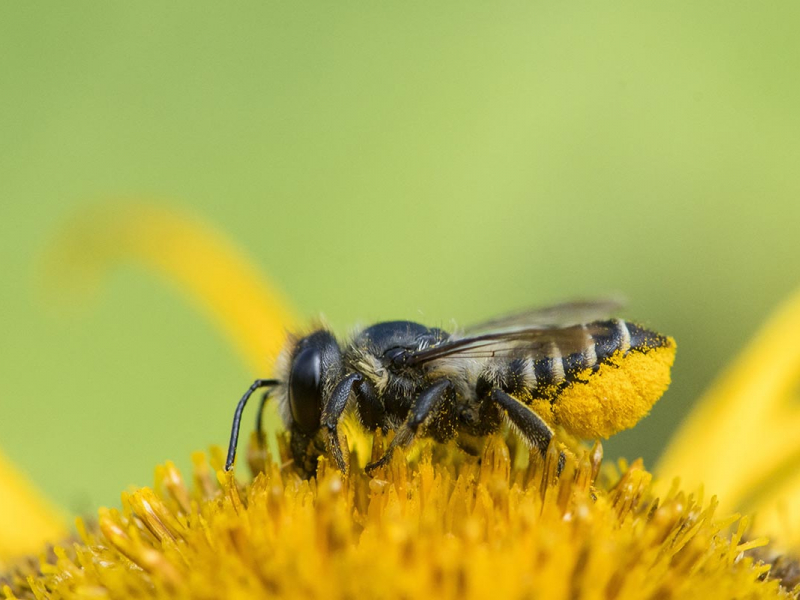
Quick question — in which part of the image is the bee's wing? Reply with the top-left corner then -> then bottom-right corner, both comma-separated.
407,321 -> 616,366
462,298 -> 624,334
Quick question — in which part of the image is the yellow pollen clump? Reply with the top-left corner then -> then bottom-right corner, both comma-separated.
1,432 -> 790,600
554,340 -> 677,439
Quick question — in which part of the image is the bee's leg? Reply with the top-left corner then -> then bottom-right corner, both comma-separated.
491,389 -> 554,459
365,379 -> 452,473
354,378 -> 388,432
225,379 -> 280,471
320,373 -> 364,474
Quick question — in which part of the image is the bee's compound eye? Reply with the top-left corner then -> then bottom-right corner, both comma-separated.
289,346 -> 323,432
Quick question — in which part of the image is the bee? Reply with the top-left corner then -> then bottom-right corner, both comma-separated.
224,300 -> 676,476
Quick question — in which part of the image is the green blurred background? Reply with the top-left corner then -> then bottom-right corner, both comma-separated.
2,3 -> 799,513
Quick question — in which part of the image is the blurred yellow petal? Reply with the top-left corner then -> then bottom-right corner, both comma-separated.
0,451 -> 66,560
657,287 -> 800,546
0,203 -> 298,558
44,203 -> 299,372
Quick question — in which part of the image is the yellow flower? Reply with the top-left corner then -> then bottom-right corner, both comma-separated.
0,438 -> 786,599
1,204 -> 799,598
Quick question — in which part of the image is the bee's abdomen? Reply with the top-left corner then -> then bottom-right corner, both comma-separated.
562,319 -> 671,382
625,321 -> 672,351
595,319 -> 670,356
489,319 -> 676,439
553,320 -> 676,439
483,320 -> 672,401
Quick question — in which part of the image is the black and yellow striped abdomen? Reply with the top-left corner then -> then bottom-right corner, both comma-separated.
518,319 -> 676,439
563,318 -> 671,377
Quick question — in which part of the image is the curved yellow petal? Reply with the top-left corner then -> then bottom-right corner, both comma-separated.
657,287 -> 800,545
44,203 -> 299,372
0,204 -> 299,559
0,451 -> 66,560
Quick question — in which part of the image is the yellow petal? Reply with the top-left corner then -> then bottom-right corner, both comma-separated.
0,204 -> 298,558
44,203 -> 299,372
0,451 -> 66,559
657,287 -> 800,545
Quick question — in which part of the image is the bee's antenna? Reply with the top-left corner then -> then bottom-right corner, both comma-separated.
255,390 -> 273,440
225,379 -> 280,471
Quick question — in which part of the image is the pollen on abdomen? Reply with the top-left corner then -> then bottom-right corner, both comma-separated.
552,337 -> 677,439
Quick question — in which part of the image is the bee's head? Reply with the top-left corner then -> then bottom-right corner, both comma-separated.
281,330 -> 343,433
